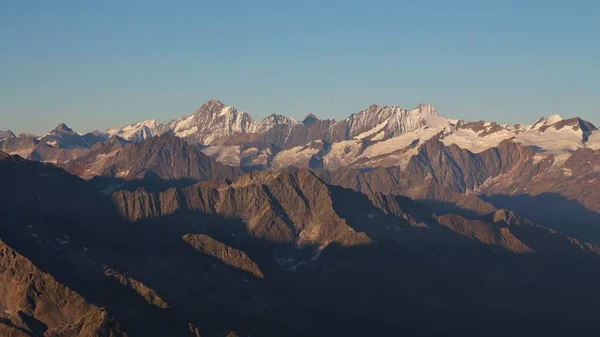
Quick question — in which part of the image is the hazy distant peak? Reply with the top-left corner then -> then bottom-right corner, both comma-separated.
0,130 -> 16,140
303,113 -> 319,125
53,123 -> 75,134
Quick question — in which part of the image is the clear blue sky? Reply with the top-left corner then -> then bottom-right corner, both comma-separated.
1,0 -> 598,135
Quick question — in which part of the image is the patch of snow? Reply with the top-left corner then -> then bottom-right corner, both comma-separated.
354,126 -> 443,168
219,106 -> 233,117
271,144 -> 320,169
242,147 -> 259,154
371,131 -> 386,141
354,120 -> 388,140
323,140 -> 363,169
115,168 -> 131,178
532,154 -> 545,164
289,261 -> 307,271
173,115 -> 195,131
106,119 -> 158,141
530,115 -> 563,130
586,130 -> 600,150
243,148 -> 272,167
514,125 -> 584,164
201,145 -> 241,166
175,126 -> 198,137
442,128 -> 516,153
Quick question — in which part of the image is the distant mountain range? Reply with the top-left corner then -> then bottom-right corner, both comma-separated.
1,99 -> 600,336
2,99 -> 598,169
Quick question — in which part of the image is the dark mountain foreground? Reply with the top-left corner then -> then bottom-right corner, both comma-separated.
2,151 -> 600,336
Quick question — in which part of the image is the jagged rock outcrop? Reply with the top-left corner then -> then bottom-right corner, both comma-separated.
62,134 -> 243,183
0,130 -> 16,140
0,238 -> 125,337
183,234 -> 264,278
112,169 -> 371,247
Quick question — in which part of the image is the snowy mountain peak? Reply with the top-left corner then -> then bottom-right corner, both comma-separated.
414,103 -> 439,115
106,119 -> 160,142
346,103 -> 449,140
195,99 -> 227,116
167,100 -> 255,144
546,114 -> 563,124
139,119 -> 159,129
253,114 -> 298,133
531,115 -> 564,130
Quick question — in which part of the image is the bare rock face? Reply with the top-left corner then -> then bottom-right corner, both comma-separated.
103,267 -> 170,309
183,234 -> 264,278
112,168 -> 371,247
0,135 -> 41,159
62,133 -> 243,183
315,138 -> 535,202
0,129 -> 16,140
0,152 -> 121,228
0,238 -> 125,337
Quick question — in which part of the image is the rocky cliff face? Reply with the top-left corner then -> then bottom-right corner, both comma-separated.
111,169 -> 371,247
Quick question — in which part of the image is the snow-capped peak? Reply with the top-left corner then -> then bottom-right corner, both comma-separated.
167,99 -> 255,144
252,114 -> 299,133
531,114 -> 563,130
346,103 -> 449,139
413,103 -> 438,115
106,119 -> 161,142
194,98 -> 227,117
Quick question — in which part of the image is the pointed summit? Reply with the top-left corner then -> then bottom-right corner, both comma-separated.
253,114 -> 298,133
303,113 -> 319,125
53,123 -> 75,134
413,103 -> 439,116
0,130 -> 16,140
196,98 -> 226,116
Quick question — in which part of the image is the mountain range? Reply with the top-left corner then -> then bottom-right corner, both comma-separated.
1,99 -> 600,336
3,99 -> 598,170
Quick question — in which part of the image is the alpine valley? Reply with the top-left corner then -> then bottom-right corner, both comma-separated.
1,99 -> 600,336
